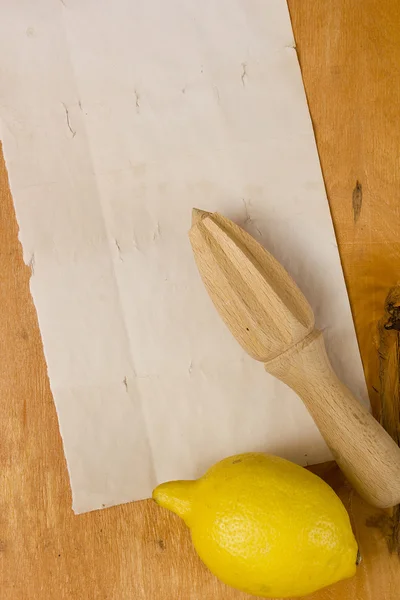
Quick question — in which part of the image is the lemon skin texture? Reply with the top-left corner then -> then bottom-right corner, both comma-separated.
153,452 -> 358,598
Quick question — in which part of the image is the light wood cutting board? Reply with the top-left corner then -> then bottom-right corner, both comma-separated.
1,1 -> 400,598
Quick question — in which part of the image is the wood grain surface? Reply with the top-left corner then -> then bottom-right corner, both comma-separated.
1,1 -> 400,598
190,210 -> 400,509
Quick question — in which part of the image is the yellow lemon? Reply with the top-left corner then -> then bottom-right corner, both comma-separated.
153,453 -> 358,598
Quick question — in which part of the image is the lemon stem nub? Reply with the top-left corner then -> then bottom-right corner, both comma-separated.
152,480 -> 196,522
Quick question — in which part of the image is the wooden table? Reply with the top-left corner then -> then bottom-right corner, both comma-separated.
1,1 -> 400,598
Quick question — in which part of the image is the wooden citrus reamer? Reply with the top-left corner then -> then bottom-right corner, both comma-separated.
189,209 -> 400,508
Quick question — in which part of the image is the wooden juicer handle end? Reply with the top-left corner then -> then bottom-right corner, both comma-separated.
189,209 -> 400,508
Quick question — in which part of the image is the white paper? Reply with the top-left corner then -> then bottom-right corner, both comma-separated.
0,0 -> 368,513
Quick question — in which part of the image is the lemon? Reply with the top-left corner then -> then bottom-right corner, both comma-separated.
153,453 -> 358,598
